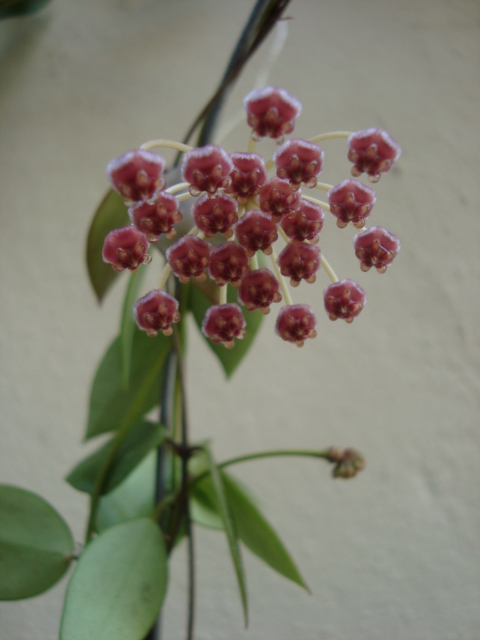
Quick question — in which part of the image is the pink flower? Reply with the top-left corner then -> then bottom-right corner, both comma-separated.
273,138 -> 324,190
275,304 -> 317,347
201,304 -> 246,349
348,128 -> 401,183
102,226 -> 151,272
258,177 -> 301,223
192,192 -> 238,238
323,279 -> 366,322
225,152 -> 267,203
128,192 -> 182,242
244,86 -> 302,140
181,145 -> 233,196
238,268 -> 282,313
280,199 -> 325,244
234,210 -> 278,257
107,149 -> 165,203
208,242 -> 249,287
134,290 -> 180,337
353,226 -> 401,273
277,243 -> 321,287
166,235 -> 211,284
328,179 -> 376,229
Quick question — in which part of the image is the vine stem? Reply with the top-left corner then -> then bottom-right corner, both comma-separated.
146,325 -> 196,640
153,448 -> 333,521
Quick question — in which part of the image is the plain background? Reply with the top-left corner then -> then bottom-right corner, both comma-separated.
0,1 -> 479,638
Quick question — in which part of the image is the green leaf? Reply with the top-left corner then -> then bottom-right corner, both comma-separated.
190,477 -> 223,530
96,453 -> 156,533
86,188 -> 129,303
203,446 -> 248,624
0,0 -> 51,19
0,485 -> 74,600
191,473 -> 308,590
120,268 -> 146,388
60,519 -> 167,640
67,421 -> 166,495
189,282 -> 263,377
86,326 -> 170,439
222,474 -> 309,591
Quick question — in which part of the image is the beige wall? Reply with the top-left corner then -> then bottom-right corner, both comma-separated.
1,1 -> 479,638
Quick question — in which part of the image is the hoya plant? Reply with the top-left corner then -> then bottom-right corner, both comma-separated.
0,2 -> 401,639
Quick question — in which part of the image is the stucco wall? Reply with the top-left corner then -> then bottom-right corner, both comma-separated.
1,1 -> 479,638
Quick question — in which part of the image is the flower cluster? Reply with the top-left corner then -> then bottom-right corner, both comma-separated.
103,86 -> 401,347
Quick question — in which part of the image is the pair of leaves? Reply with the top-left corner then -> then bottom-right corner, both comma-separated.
67,420 -> 166,496
190,449 -> 308,625
60,518 -> 167,640
0,485 -> 74,600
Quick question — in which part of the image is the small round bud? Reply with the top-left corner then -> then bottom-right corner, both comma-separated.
224,152 -> 267,203
348,128 -> 401,183
323,279 -> 366,322
202,303 -> 246,349
181,144 -> 233,196
238,268 -> 282,313
192,192 -> 238,238
234,210 -> 278,257
133,290 -> 180,338
244,86 -> 302,140
107,149 -> 166,204
353,226 -> 401,273
328,179 -> 376,229
273,138 -> 324,190
328,447 -> 365,479
128,192 -> 182,242
208,242 -> 249,287
166,235 -> 212,284
277,243 -> 321,287
275,304 -> 317,347
102,226 -> 150,272
258,177 -> 301,223
280,199 -> 325,244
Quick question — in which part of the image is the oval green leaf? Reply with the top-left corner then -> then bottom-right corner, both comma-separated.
188,282 -> 263,378
0,485 -> 74,600
67,421 -> 166,495
60,518 -> 167,640
86,326 -> 170,439
96,454 -> 156,533
86,188 -> 129,303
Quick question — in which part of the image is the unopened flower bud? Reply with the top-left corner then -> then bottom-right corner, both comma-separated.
328,447 -> 365,479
